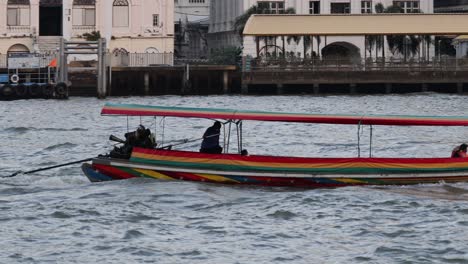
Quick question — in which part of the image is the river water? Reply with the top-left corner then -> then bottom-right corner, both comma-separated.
1,94 -> 468,263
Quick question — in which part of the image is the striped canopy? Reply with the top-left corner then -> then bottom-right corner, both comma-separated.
101,103 -> 468,126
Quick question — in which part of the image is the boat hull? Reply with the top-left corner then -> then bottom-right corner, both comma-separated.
83,156 -> 468,188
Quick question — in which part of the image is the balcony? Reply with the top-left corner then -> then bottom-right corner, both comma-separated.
7,26 -> 31,36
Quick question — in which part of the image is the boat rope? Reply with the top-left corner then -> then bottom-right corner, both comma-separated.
160,117 -> 166,147
236,121 -> 241,154
226,121 -> 232,153
222,122 -> 226,152
357,120 -> 362,157
154,116 -> 157,145
240,121 -> 243,152
369,125 -> 373,157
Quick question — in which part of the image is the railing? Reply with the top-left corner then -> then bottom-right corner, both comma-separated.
72,25 -> 97,36
1,52 -> 173,69
111,52 -> 174,67
7,25 -> 31,34
0,53 -> 58,69
243,56 -> 468,72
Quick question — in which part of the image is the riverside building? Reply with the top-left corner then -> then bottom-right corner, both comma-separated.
209,0 -> 434,60
0,0 -> 174,54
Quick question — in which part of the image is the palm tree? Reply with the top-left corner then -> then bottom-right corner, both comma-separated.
383,5 -> 422,61
234,6 -> 296,58
234,5 -> 267,37
314,36 -> 321,58
375,3 -> 385,60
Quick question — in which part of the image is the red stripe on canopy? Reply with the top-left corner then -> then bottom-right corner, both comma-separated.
101,103 -> 468,126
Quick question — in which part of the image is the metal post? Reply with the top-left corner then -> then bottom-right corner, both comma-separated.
97,38 -> 103,98
102,39 -> 107,97
59,38 -> 64,83
223,70 -> 229,94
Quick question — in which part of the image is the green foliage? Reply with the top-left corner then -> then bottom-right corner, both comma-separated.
209,46 -> 243,65
381,5 -> 422,59
234,6 -> 296,37
375,3 -> 384,13
82,31 -> 101,41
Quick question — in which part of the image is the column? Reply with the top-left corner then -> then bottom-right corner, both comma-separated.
457,83 -> 463,94
276,83 -> 284,95
313,83 -> 319,94
349,83 -> 356,94
30,0 -> 39,37
385,83 -> 392,94
223,70 -> 229,94
144,72 -> 150,95
0,1 -> 7,33
62,0 -> 73,40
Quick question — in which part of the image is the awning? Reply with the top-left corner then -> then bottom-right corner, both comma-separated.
243,14 -> 468,36
101,103 -> 468,126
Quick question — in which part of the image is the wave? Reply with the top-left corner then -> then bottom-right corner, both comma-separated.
267,210 -> 298,220
43,142 -> 78,151
3,127 -> 88,134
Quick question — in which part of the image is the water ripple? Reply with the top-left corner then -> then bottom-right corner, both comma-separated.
2,95 -> 468,263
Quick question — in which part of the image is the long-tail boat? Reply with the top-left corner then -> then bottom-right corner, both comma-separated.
82,103 -> 468,188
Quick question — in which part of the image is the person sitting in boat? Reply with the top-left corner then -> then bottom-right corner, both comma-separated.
127,125 -> 156,149
200,121 -> 222,154
451,143 -> 468,158
110,125 -> 156,159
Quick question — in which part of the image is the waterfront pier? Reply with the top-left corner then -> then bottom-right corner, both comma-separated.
241,58 -> 468,94
240,13 -> 468,95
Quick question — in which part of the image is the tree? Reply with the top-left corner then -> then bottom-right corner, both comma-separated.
234,5 -> 268,37
209,46 -> 243,65
82,31 -> 101,41
383,5 -> 422,61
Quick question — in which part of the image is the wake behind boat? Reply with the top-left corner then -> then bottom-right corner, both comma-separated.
82,103 -> 468,188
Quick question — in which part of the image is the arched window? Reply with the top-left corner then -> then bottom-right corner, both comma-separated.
7,0 -> 30,27
145,47 -> 159,53
8,43 -> 30,54
113,0 -> 129,27
73,0 -> 96,26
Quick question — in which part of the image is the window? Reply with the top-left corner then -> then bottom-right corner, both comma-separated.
113,0 -> 129,27
153,14 -> 159,27
393,1 -> 420,13
7,1 -> 30,26
73,7 -> 95,26
330,3 -> 350,14
258,1 -> 285,14
189,0 -> 205,3
361,1 -> 372,13
309,1 -> 320,14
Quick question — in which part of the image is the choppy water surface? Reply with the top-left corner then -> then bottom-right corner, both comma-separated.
1,94 -> 468,263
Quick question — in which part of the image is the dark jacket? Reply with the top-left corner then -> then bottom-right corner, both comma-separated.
201,126 -> 220,149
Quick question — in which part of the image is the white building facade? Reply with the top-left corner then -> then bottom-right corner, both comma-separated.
175,0 -> 209,22
209,0 -> 434,60
0,0 -> 174,54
